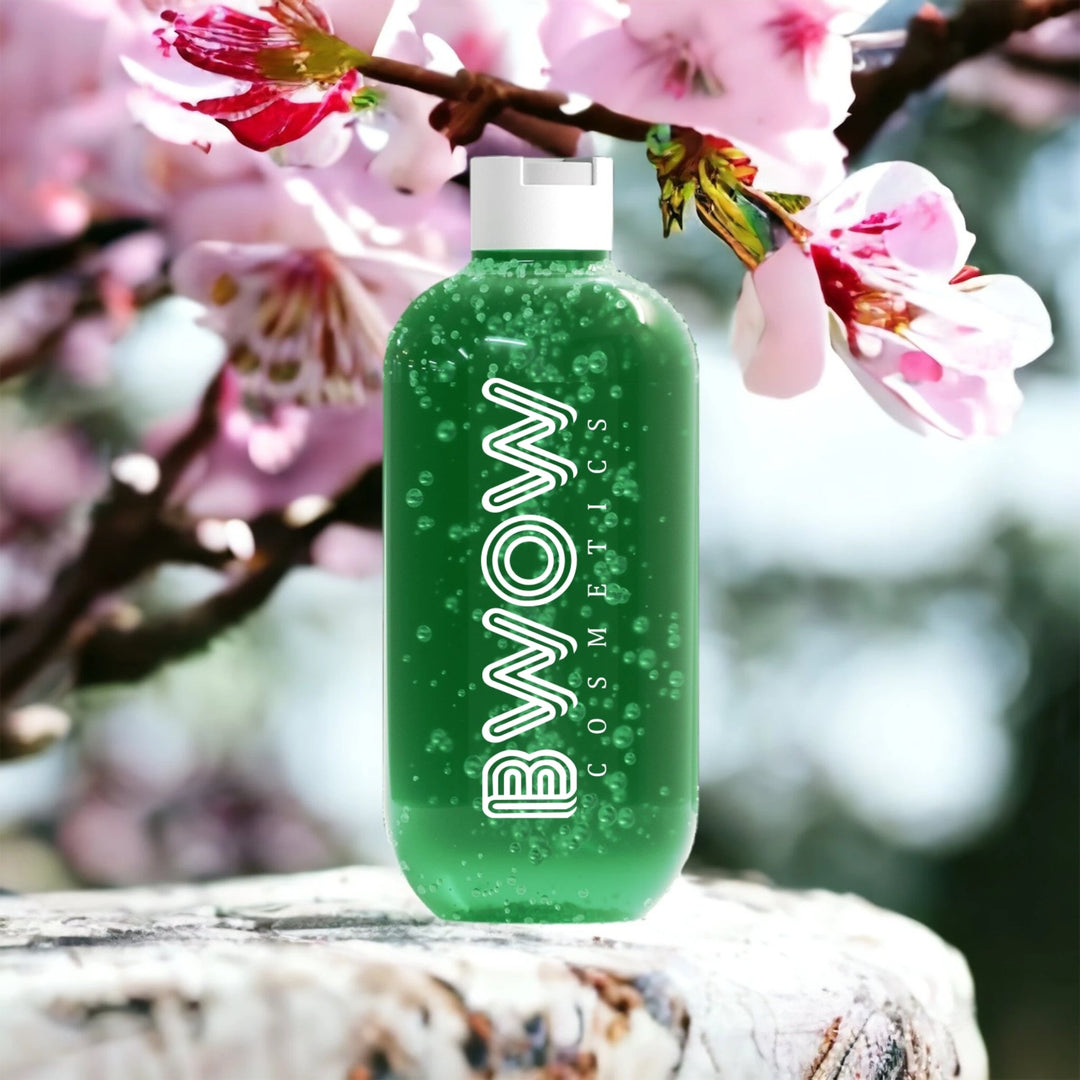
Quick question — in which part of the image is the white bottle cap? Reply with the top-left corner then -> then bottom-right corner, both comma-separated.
470,156 -> 613,252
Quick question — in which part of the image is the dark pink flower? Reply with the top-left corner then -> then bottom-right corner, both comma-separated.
156,2 -> 366,151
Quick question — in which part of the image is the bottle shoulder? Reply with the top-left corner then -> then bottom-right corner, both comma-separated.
388,258 -> 696,361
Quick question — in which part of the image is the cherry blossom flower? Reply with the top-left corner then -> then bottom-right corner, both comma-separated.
161,208 -> 448,517
158,367 -> 384,519
732,162 -> 1054,437
141,0 -> 468,191
154,1 -> 367,152
544,0 -> 886,196
172,238 -> 443,406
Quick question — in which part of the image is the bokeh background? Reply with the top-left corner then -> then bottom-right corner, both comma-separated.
1,1 -> 1077,1076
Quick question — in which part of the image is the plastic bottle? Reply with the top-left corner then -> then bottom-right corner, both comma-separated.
384,156 -> 698,922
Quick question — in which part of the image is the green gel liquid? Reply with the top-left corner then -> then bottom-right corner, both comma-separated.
384,251 -> 698,922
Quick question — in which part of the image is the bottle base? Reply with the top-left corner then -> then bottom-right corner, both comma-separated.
391,803 -> 695,924
413,895 -> 660,925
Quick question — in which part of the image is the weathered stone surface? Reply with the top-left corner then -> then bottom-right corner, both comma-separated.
0,867 -> 986,1079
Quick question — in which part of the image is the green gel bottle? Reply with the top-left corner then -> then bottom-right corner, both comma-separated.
384,156 -> 698,922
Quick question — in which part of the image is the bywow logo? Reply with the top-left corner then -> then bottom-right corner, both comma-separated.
479,377 -> 579,818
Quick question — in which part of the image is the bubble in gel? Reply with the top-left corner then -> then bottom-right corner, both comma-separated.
426,728 -> 453,753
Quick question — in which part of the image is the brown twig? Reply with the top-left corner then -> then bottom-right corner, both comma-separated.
0,370 -> 227,707
494,108 -> 584,157
839,0 -> 1080,158
356,56 -> 655,146
73,465 -> 382,688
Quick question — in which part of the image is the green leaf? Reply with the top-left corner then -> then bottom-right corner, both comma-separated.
763,191 -> 812,214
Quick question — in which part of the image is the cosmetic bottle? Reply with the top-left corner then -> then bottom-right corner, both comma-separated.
384,156 -> 698,922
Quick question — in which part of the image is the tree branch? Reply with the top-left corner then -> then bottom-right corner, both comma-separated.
72,465 -> 382,689
0,218 -> 156,293
839,0 -> 1080,158
6,0 -> 1074,719
0,371 -> 226,707
356,2 -> 1077,163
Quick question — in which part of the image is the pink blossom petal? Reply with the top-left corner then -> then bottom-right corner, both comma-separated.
813,161 -> 975,278
366,11 -> 467,193
829,324 -> 938,436
540,0 -> 625,69
321,0 -> 395,53
210,70 -> 359,152
903,273 -> 1054,377
732,241 -> 830,398
840,324 -> 1027,438
366,85 -> 468,193
58,316 -> 115,386
0,426 -> 104,521
121,56 -> 239,149
311,522 -> 383,577
247,405 -> 311,473
949,273 -> 1054,370
273,110 -> 355,166
172,240 -> 283,303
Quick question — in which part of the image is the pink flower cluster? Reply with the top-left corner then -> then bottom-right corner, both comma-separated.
0,0 -> 1060,595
